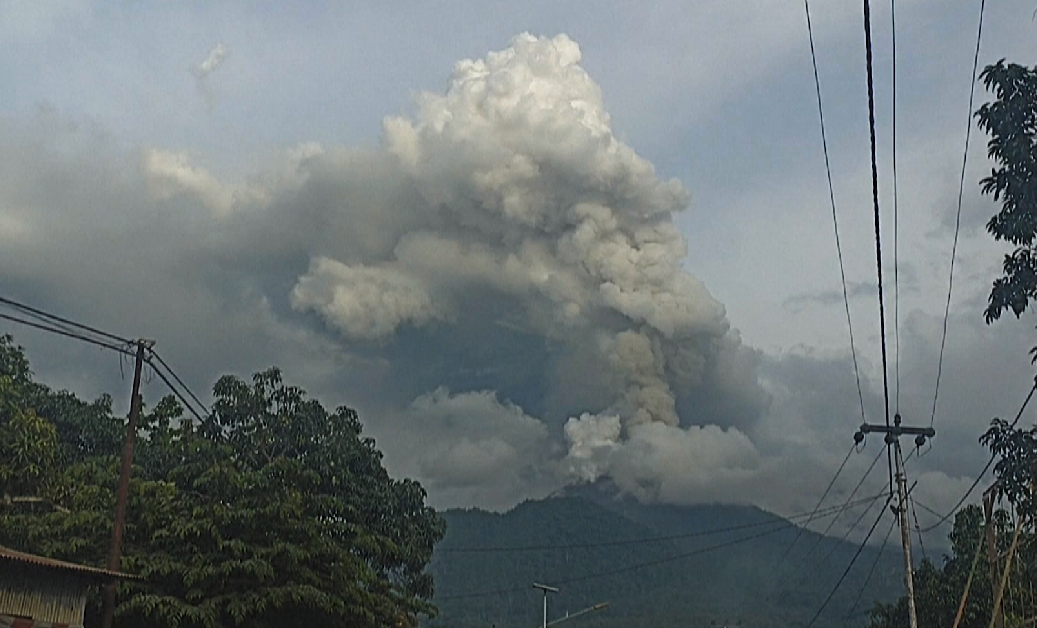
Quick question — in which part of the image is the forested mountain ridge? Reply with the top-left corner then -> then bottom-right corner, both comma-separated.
430,487 -> 905,628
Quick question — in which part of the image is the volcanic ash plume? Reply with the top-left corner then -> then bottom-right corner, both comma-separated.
290,33 -> 766,500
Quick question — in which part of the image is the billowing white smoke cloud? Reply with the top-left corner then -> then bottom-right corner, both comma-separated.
290,257 -> 448,340
0,32 -> 1028,522
193,42 -> 228,79
192,42 -> 229,106
564,415 -> 761,503
63,32 -> 765,508
386,388 -> 556,511
285,33 -> 765,502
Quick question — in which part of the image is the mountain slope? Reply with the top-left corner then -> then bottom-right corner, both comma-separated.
430,491 -> 904,628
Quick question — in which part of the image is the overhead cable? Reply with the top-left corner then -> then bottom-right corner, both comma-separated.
891,0 -> 901,414
441,493 -> 884,554
438,494 -> 886,600
845,514 -> 898,619
796,446 -> 885,564
803,0 -> 868,425
920,379 -> 1036,533
148,350 -> 211,417
931,0 -> 987,427
862,0 -> 895,496
805,493 -> 896,628
0,295 -> 131,345
780,443 -> 856,559
146,358 -> 208,423
0,312 -> 134,357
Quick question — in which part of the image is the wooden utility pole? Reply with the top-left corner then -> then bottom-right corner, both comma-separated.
856,414 -> 935,628
894,439 -> 918,628
982,487 -> 1004,628
102,339 -> 152,628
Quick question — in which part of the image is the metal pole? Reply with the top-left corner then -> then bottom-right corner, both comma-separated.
102,339 -> 149,628
533,582 -> 558,628
895,439 -> 918,628
543,591 -> 547,628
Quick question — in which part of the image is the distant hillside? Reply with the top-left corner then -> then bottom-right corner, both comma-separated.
429,487 -> 905,628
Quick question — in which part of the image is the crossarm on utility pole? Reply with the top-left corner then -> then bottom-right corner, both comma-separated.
854,413 -> 934,628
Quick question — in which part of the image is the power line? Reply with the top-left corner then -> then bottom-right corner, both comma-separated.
146,357 -> 207,423
438,496 -> 888,601
845,514 -> 898,620
931,0 -> 987,428
909,492 -> 927,561
803,0 -> 868,426
440,508 -> 829,601
440,493 -> 885,554
795,446 -> 885,564
806,488 -> 890,582
0,312 -> 134,357
891,0 -> 901,415
806,493 -> 895,628
862,0 -> 895,495
148,350 -> 211,417
0,294 -> 211,422
919,379 -> 1037,533
553,521 -> 796,588
0,295 -> 131,345
781,443 -> 856,559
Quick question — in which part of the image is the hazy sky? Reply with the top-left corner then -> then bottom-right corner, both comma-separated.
1,0 -> 1035,547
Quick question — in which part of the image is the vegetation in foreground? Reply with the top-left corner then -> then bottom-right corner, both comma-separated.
0,334 -> 444,628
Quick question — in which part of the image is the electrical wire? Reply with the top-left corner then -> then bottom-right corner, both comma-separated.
146,358 -> 207,423
781,444 -> 856,559
891,0 -> 901,415
0,294 -> 211,422
803,0 -> 868,426
0,295 -> 131,345
920,379 -> 1037,532
808,488 -> 890,580
440,493 -> 885,554
796,446 -> 885,564
862,0 -> 895,497
148,350 -> 211,416
845,514 -> 898,620
0,312 -> 134,357
438,495 -> 889,601
909,492 -> 928,561
441,512 -> 813,600
805,493 -> 896,628
931,0 -> 987,428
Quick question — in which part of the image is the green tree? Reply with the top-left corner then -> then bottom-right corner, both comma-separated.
976,60 -> 1037,323
866,506 -> 1008,628
0,335 -> 445,628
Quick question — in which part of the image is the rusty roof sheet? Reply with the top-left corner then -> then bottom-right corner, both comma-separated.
0,546 -> 140,581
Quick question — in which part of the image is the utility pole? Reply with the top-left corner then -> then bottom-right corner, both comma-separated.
982,486 -> 1005,628
855,414 -> 934,628
102,339 -> 153,628
535,584 -> 559,628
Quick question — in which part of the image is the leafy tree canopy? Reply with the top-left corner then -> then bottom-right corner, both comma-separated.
977,60 -> 1037,323
0,334 -> 445,628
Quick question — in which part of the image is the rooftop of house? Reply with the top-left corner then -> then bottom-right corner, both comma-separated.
0,546 -> 139,581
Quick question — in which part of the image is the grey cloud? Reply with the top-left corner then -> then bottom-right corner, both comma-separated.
0,35 -> 766,512
1,29 -> 1028,526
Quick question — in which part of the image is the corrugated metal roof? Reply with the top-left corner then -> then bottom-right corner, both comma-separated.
0,547 -> 139,581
